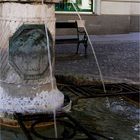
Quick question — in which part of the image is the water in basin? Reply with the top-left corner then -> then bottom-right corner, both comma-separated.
0,95 -> 139,140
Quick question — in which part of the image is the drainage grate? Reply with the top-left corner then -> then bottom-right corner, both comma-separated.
57,83 -> 139,104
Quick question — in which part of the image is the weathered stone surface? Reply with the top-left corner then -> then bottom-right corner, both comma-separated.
0,2 -> 56,83
9,24 -> 53,80
0,0 -> 65,116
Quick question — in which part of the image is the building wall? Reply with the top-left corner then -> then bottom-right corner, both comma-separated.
56,0 -> 140,35
56,14 -> 139,35
130,15 -> 140,32
100,0 -> 140,15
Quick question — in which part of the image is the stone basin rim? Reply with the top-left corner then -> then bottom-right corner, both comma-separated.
0,80 -> 55,87
0,94 -> 71,127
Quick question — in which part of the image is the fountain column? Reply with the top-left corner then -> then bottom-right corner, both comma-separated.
0,0 -> 64,116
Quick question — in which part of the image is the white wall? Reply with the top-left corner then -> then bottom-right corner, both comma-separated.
95,0 -> 140,15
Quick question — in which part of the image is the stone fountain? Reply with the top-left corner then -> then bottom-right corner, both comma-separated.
0,0 -> 64,125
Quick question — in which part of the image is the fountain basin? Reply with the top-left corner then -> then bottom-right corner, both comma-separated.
0,87 -> 139,140
0,92 -> 71,127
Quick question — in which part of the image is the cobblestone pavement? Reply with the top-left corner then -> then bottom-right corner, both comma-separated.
55,33 -> 140,85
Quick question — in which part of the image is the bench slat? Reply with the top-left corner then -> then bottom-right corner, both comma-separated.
56,22 -> 77,28
56,38 -> 78,44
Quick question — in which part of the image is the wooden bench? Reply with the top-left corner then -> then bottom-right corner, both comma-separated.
55,20 -> 88,56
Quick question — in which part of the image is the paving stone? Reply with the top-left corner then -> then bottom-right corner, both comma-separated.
55,33 -> 140,85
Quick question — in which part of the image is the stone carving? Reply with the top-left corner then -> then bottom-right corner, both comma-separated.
9,24 -> 53,80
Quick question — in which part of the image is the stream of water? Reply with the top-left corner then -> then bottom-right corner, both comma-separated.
71,1 -> 111,108
42,2 -> 58,138
71,2 -> 106,94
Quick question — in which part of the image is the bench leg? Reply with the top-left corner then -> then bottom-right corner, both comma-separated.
84,42 -> 88,57
76,42 -> 80,54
